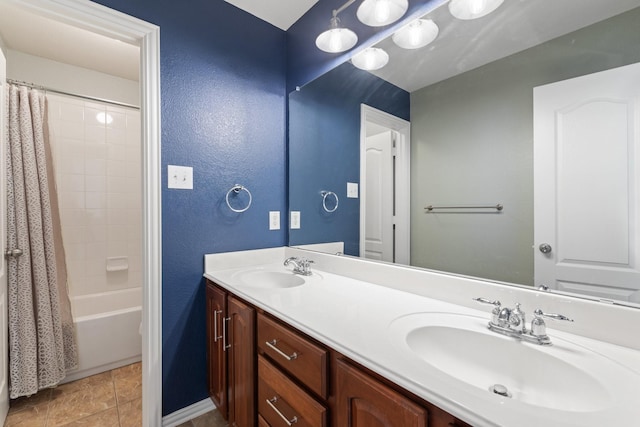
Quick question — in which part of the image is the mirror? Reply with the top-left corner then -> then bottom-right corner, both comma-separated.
288,0 -> 640,306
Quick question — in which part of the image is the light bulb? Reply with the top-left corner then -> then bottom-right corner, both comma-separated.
392,19 -> 439,50
351,47 -> 389,71
469,0 -> 486,15
316,19 -> 358,53
374,0 -> 391,24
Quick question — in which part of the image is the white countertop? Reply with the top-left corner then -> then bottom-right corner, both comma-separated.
204,248 -> 640,427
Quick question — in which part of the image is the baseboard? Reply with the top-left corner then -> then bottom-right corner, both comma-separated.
162,398 -> 216,427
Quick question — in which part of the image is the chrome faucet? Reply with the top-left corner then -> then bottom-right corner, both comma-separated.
473,298 -> 573,345
284,256 -> 314,276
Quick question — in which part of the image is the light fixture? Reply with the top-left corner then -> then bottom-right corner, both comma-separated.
357,0 -> 408,27
392,18 -> 439,49
351,47 -> 389,71
316,16 -> 358,53
96,112 -> 113,124
448,0 -> 504,20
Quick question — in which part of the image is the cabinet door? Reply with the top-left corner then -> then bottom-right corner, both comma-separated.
335,359 -> 428,427
206,284 -> 228,419
228,296 -> 256,427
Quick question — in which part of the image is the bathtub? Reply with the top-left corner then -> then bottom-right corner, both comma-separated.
63,287 -> 142,383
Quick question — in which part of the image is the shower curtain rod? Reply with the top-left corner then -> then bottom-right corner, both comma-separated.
6,78 -> 140,110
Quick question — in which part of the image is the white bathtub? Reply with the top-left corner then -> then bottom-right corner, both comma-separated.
63,287 -> 142,383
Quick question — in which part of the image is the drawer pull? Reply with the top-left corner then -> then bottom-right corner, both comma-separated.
213,310 -> 222,342
266,396 -> 298,426
266,339 -> 298,361
223,317 -> 231,351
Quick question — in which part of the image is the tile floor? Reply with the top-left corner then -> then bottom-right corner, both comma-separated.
176,410 -> 227,427
4,362 -> 142,427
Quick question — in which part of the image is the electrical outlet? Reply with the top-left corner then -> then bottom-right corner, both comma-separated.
347,182 -> 359,198
290,211 -> 301,229
168,165 -> 193,189
269,211 -> 280,230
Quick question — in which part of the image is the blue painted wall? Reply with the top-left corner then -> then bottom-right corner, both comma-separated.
92,0 -> 287,415
288,62 -> 409,255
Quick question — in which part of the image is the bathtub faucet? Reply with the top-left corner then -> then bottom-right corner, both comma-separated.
284,257 -> 314,276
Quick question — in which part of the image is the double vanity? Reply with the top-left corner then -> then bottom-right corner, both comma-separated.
204,247 -> 640,426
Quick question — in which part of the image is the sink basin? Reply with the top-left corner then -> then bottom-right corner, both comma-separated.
234,270 -> 306,289
389,312 -> 639,413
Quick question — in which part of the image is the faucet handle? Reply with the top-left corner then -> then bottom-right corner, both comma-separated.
473,297 -> 501,307
533,309 -> 574,322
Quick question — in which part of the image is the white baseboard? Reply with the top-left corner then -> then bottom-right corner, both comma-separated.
61,355 -> 142,384
162,398 -> 216,427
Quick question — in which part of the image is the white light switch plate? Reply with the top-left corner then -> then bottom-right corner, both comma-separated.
168,165 -> 193,189
347,182 -> 359,198
290,211 -> 301,229
269,211 -> 280,230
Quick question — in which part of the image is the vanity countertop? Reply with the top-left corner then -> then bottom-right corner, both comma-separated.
204,249 -> 640,427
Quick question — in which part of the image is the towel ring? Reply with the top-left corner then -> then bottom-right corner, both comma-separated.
226,184 -> 252,213
320,190 -> 339,213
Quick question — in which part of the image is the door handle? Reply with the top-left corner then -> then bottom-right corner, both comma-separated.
538,243 -> 552,254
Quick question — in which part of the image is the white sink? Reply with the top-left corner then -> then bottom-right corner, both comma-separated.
233,269 -> 306,289
389,312 -> 640,413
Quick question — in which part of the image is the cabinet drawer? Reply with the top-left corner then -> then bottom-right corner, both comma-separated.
258,356 -> 327,427
258,313 -> 328,398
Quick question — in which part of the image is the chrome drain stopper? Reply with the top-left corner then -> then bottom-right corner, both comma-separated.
490,384 -> 511,397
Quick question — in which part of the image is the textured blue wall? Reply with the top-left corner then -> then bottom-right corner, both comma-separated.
92,0 -> 287,415
289,63 -> 409,255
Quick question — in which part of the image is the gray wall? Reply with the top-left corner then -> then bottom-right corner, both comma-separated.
410,7 -> 640,286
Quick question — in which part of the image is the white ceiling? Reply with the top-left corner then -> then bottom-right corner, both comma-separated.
225,0 -> 318,31
370,0 -> 640,92
0,2 -> 139,81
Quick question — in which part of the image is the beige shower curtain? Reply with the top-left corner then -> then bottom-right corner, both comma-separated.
5,84 -> 77,398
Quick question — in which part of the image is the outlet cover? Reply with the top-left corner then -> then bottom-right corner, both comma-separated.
269,211 -> 280,230
347,182 -> 359,198
290,211 -> 301,229
168,165 -> 193,189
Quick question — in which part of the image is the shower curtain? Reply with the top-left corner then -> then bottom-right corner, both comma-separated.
5,84 -> 77,398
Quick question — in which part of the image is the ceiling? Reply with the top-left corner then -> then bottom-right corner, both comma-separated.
0,2 -> 139,81
0,0 -> 314,81
225,0 -> 318,31
370,0 -> 640,92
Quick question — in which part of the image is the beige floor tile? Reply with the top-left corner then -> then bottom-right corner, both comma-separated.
8,390 -> 52,413
175,422 -> 193,427
4,404 -> 48,427
117,397 -> 142,427
55,372 -> 112,396
190,410 -> 227,427
56,408 -> 119,427
46,380 -> 116,427
112,364 -> 141,405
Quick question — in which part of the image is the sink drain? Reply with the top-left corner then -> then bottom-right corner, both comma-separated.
489,384 -> 511,398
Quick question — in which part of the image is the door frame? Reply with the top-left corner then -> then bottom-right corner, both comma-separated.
359,104 -> 410,265
7,0 -> 162,425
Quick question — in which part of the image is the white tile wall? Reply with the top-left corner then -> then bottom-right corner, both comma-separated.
48,94 -> 142,297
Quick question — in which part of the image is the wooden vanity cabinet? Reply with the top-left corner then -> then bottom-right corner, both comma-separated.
335,358 -> 428,427
207,280 -> 472,427
206,281 -> 256,426
206,283 -> 227,416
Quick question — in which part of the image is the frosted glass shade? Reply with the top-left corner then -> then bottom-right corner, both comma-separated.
392,18 -> 439,49
316,17 -> 358,53
351,47 -> 389,71
448,0 -> 504,20
357,0 -> 408,27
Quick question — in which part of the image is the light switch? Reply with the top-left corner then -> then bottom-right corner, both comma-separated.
290,211 -> 301,229
347,182 -> 359,198
269,211 -> 280,230
168,165 -> 193,189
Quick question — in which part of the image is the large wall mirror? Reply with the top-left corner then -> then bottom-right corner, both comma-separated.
288,0 -> 640,307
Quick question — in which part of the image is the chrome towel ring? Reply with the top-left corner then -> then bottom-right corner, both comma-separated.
320,190 -> 339,213
226,184 -> 252,213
